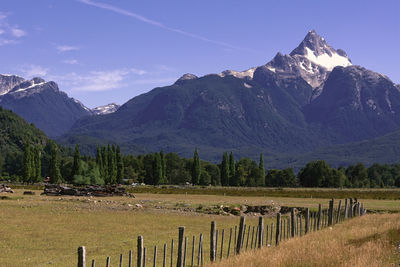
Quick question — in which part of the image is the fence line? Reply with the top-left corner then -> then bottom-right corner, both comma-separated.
76,198 -> 367,267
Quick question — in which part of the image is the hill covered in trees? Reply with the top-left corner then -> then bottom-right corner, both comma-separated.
0,107 -> 48,179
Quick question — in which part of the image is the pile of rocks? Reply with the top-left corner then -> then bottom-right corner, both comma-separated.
43,184 -> 134,197
0,184 -> 14,193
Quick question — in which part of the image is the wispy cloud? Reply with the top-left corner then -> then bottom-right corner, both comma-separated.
133,77 -> 177,85
0,39 -> 19,46
11,28 -> 26,37
56,45 -> 80,52
77,0 -> 243,51
0,12 -> 26,45
62,59 -> 79,65
21,64 -> 49,77
52,67 -> 148,92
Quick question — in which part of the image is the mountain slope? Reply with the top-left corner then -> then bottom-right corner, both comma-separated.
0,75 -> 92,137
304,65 -> 400,142
55,30 -> 400,165
63,74 -> 321,159
0,106 -> 48,175
265,129 -> 400,170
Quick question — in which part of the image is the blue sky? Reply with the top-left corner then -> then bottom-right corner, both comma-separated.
0,0 -> 399,108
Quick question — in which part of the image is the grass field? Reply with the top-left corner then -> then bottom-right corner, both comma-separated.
0,188 -> 399,266
210,213 -> 400,267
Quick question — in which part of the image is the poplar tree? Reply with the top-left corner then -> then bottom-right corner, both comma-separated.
96,145 -> 102,169
257,153 -> 266,186
229,152 -> 235,185
33,146 -> 41,182
116,146 -> 124,184
101,146 -> 108,180
71,144 -> 81,180
23,143 -> 33,183
220,152 -> 229,186
160,150 -> 166,181
48,143 -> 62,184
191,148 -> 201,185
153,153 -> 163,185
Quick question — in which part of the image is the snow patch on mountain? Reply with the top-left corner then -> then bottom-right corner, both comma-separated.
92,103 -> 120,115
219,67 -> 256,79
304,47 -> 352,71
13,82 -> 46,93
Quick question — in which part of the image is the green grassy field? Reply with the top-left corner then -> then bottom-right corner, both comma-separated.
0,188 -> 399,266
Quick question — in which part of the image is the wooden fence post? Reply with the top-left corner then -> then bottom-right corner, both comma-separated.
143,248 -> 146,267
177,227 -> 184,267
210,221 -> 216,261
250,226 -> 255,249
344,198 -> 348,220
290,208 -> 295,237
236,216 -> 245,254
120,254 -> 123,267
336,200 -> 342,223
190,237 -> 194,267
220,229 -> 224,260
275,213 -> 281,246
170,239 -> 174,267
78,246 -> 86,267
246,225 -> 250,249
349,198 -> 353,218
91,259 -> 95,267
270,223 -> 274,246
163,243 -> 167,267
305,208 -> 310,234
138,236 -> 144,267
129,250 -> 132,267
317,204 -> 322,230
106,257 -> 110,267
227,228 -> 232,257
299,215 -> 303,236
153,246 -> 157,267
184,237 -> 187,267
328,199 -> 334,226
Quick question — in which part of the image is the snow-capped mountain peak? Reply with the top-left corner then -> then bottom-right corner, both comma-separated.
262,30 -> 353,92
91,103 -> 120,115
290,30 -> 352,71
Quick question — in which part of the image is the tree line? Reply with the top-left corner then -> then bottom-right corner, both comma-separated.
2,144 -> 400,188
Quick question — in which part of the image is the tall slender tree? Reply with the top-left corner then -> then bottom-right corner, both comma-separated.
160,150 -> 166,181
23,143 -> 33,183
257,153 -> 266,186
228,152 -> 235,185
116,146 -> 124,184
220,152 -> 229,186
33,146 -> 41,182
191,148 -> 201,185
71,144 -> 81,180
48,143 -> 62,184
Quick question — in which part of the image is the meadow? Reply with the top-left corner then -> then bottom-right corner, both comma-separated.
0,187 -> 399,266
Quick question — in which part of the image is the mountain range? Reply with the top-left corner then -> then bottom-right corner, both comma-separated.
0,75 -> 119,137
1,30 -> 400,168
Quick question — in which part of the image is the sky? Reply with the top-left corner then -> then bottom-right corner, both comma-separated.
0,0 -> 399,108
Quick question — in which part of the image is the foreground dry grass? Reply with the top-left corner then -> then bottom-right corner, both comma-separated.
0,190 -> 265,266
1,190 -> 399,266
209,213 -> 400,267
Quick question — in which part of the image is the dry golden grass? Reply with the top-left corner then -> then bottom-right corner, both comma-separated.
0,190 -> 264,266
1,189 -> 399,266
209,213 -> 400,267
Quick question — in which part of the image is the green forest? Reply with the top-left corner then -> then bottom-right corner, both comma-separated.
2,142 -> 400,188
1,106 -> 400,188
